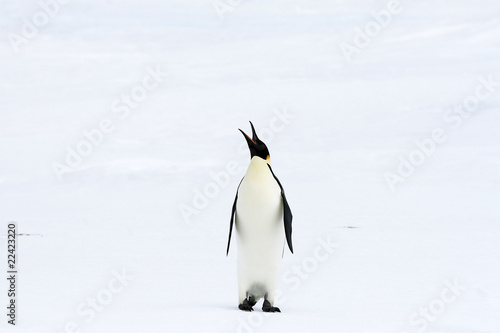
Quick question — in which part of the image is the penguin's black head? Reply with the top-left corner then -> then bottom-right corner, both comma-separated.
239,121 -> 270,162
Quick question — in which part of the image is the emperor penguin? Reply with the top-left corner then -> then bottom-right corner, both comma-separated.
226,121 -> 293,312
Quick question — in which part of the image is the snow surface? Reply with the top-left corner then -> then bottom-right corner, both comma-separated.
1,0 -> 500,332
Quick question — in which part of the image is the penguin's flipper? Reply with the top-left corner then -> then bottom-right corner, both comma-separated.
267,165 -> 293,254
226,178 -> 244,256
282,190 -> 293,254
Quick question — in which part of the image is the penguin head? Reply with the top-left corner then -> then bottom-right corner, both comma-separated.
239,121 -> 270,163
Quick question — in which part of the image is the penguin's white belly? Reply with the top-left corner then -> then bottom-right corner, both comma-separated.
236,173 -> 284,302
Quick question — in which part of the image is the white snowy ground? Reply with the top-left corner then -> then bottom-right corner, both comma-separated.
1,0 -> 499,332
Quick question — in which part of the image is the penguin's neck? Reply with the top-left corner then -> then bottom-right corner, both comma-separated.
245,156 -> 271,181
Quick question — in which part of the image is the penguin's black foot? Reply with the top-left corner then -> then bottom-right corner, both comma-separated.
238,297 -> 256,312
262,300 -> 281,313
238,303 -> 253,311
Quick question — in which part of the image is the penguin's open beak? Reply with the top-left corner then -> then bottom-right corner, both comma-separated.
239,128 -> 256,148
239,121 -> 261,148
